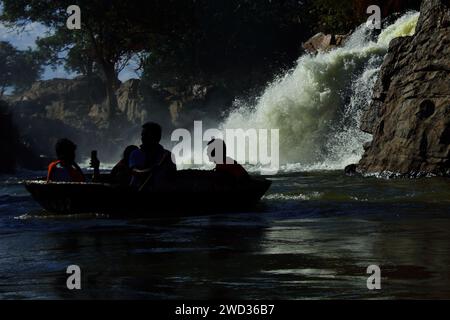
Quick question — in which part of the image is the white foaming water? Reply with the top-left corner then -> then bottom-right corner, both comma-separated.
222,12 -> 419,172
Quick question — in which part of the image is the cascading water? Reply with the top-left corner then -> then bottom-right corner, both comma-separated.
222,12 -> 419,172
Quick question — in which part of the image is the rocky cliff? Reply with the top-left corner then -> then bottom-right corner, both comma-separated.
356,0 -> 450,177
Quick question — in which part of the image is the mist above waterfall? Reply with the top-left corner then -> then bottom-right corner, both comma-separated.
222,12 -> 419,172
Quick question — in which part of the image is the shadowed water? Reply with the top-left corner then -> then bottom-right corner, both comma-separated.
1,171 -> 450,299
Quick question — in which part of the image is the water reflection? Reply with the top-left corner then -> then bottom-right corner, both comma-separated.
1,172 -> 450,299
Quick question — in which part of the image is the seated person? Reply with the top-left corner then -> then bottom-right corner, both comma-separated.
47,138 -> 85,182
206,138 -> 249,180
110,145 -> 139,185
129,122 -> 177,190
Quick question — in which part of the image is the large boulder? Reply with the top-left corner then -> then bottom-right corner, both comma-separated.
303,32 -> 349,54
356,0 -> 450,177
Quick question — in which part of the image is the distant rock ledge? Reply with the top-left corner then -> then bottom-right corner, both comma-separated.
354,0 -> 450,177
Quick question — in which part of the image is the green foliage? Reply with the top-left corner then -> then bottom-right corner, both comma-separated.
142,0 -> 309,91
0,0 -> 423,98
304,0 -> 361,35
0,41 -> 42,96
1,0 -> 153,87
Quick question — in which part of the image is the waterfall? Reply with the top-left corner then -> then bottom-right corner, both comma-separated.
222,12 -> 419,172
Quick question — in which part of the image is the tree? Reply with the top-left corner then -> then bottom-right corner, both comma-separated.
141,0 -> 310,92
0,0 -> 207,125
1,0 -> 153,124
0,41 -> 42,97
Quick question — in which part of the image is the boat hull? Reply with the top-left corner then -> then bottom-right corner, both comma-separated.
24,171 -> 271,217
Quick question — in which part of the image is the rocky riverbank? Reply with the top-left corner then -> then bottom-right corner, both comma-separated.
355,0 -> 450,177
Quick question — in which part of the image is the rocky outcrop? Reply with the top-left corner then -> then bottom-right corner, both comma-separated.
356,0 -> 450,177
165,85 -> 233,127
303,32 -> 349,54
0,100 -> 16,173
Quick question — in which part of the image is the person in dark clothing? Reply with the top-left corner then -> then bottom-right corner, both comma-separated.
207,138 -> 249,180
110,145 -> 139,185
47,138 -> 85,182
129,122 -> 177,190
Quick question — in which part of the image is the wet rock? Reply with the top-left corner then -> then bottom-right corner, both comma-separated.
357,0 -> 450,177
303,32 -> 350,54
344,164 -> 358,176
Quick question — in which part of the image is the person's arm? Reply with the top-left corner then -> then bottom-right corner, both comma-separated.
47,163 -> 55,182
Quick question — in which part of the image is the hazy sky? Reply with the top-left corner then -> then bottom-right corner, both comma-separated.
0,3 -> 138,82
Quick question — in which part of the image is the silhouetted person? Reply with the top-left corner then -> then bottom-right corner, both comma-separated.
110,145 -> 139,185
207,138 -> 248,180
129,122 -> 176,190
47,138 -> 85,182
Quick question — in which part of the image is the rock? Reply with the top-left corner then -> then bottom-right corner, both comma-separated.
0,100 -> 47,172
116,79 -> 171,127
303,32 -> 350,54
357,0 -> 450,177
344,164 -> 358,176
0,100 -> 16,173
161,84 -> 234,128
8,76 -> 115,160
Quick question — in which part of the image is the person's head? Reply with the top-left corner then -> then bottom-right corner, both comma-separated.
207,138 -> 227,164
123,145 -> 138,162
141,122 -> 162,147
55,138 -> 77,163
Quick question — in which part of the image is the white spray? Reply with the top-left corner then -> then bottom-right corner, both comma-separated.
222,12 -> 419,172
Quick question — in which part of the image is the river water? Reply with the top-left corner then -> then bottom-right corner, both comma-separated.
1,170 -> 449,299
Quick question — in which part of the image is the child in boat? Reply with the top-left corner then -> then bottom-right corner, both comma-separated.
206,138 -> 249,180
47,138 -> 85,183
110,145 -> 139,185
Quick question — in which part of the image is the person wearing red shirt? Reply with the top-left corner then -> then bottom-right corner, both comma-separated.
206,138 -> 249,180
47,138 -> 85,183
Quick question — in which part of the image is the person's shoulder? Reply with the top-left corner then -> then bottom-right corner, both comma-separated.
130,148 -> 143,156
48,160 -> 60,170
129,148 -> 145,160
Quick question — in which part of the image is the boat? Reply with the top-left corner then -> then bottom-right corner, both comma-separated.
24,170 -> 272,217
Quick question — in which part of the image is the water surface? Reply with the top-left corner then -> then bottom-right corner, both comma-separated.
1,171 -> 449,299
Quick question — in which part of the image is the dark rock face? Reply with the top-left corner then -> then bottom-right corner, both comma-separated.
357,0 -> 450,176
0,100 -> 16,173
0,100 -> 46,173
9,76 -> 117,162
